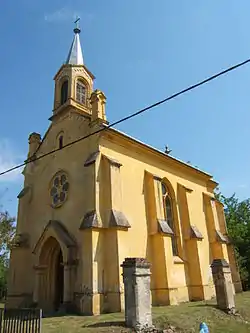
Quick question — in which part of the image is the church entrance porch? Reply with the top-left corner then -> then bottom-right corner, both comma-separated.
34,237 -> 65,313
32,221 -> 77,315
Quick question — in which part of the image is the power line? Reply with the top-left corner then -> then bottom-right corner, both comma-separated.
1,57 -> 250,177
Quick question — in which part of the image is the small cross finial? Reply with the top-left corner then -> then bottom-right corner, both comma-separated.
74,16 -> 80,28
164,145 -> 172,155
74,16 -> 81,34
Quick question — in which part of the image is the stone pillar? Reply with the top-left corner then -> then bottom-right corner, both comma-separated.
121,258 -> 153,331
151,175 -> 176,305
103,155 -> 130,313
33,270 -> 40,304
33,265 -> 46,305
63,264 -> 71,303
58,263 -> 75,313
211,259 -> 235,313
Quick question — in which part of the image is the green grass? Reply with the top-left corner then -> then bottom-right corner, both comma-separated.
2,293 -> 250,332
41,292 -> 250,332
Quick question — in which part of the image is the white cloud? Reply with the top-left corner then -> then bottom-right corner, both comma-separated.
0,139 -> 25,183
44,7 -> 81,23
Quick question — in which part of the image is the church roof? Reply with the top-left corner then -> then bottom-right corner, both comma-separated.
66,27 -> 84,65
103,125 -> 218,186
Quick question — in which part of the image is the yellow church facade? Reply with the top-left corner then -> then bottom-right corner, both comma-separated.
7,25 -> 242,315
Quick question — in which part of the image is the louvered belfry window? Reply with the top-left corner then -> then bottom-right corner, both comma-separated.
76,81 -> 86,105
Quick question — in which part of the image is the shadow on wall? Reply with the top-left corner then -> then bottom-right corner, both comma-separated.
143,172 -> 154,287
202,198 -> 214,267
176,184 -> 192,301
143,172 -> 169,306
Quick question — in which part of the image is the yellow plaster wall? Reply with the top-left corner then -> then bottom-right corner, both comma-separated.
25,114 -> 91,249
186,191 -> 213,290
8,105 -> 240,312
8,111 -> 97,309
7,249 -> 34,304
99,131 -> 220,304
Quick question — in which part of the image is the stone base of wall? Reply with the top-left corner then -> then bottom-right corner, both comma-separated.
58,301 -> 77,314
151,284 -> 217,308
203,284 -> 216,300
5,283 -> 219,316
151,286 -> 189,306
74,291 -> 124,315
151,289 -> 170,306
175,286 -> 189,303
5,293 -> 33,309
102,291 -> 124,313
5,296 -> 23,309
188,284 -> 216,302
189,285 -> 205,301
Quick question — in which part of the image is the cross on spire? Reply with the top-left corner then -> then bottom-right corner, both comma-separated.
66,16 -> 84,65
74,16 -> 81,34
74,17 -> 80,28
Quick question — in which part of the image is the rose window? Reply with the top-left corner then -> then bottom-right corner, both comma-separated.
50,172 -> 69,208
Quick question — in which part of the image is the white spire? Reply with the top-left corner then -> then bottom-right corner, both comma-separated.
66,22 -> 84,65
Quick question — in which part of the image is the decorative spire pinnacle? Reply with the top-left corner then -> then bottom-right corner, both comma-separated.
66,17 -> 84,65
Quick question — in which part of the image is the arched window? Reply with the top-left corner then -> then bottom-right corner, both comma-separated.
162,182 -> 178,256
59,136 -> 63,149
76,81 -> 86,105
60,80 -> 68,105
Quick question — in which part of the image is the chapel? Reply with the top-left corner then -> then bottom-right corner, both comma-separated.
6,23 -> 242,315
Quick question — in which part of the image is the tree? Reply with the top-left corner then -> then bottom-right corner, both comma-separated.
218,192 -> 250,290
0,211 -> 15,298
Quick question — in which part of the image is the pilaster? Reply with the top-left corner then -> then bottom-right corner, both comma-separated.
78,228 -> 103,315
79,127 -> 103,315
33,265 -> 47,305
63,264 -> 72,303
101,155 -> 130,313
177,184 -> 205,301
203,194 -> 230,259
144,171 -> 176,306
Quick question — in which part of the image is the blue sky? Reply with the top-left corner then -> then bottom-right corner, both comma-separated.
1,0 -> 250,217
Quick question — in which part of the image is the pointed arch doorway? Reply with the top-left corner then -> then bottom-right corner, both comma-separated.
39,237 -> 64,312
32,220 -> 77,314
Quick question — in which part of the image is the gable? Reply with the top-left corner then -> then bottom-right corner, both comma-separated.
32,220 -> 76,255
31,111 -> 90,159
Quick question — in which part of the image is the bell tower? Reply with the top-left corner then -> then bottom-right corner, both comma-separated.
50,20 -> 95,121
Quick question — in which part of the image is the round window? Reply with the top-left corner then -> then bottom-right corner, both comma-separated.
50,172 -> 69,208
